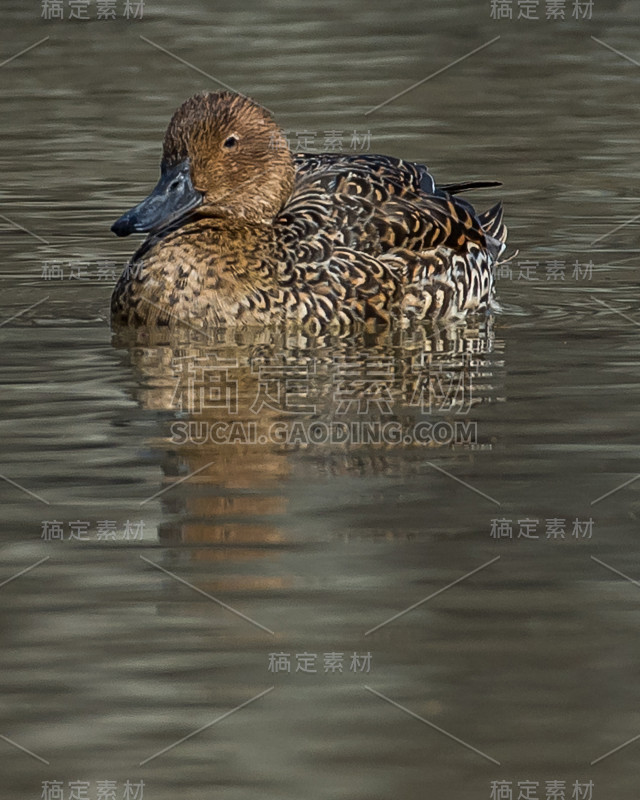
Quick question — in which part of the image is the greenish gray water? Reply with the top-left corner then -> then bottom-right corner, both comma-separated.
2,2 -> 640,798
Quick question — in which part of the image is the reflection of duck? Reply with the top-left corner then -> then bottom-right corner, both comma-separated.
115,320 -> 501,474
111,91 -> 507,331
114,323 -> 502,587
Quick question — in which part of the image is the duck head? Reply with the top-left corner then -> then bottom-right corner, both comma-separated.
111,91 -> 295,236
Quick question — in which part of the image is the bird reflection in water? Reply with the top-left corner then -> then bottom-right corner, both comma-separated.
111,320 -> 504,597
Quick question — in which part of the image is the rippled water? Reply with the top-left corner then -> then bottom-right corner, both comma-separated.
2,2 -> 640,798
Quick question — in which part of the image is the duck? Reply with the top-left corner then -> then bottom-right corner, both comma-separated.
110,91 -> 507,333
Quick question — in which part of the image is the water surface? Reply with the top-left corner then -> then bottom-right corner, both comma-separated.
2,2 -> 640,798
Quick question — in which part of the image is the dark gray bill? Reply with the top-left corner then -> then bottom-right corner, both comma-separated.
111,160 -> 203,237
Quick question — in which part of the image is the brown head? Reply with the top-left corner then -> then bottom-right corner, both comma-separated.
112,91 -> 295,236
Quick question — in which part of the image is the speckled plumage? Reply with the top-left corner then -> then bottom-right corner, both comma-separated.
111,91 -> 507,333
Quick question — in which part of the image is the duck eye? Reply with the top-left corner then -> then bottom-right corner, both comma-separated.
223,135 -> 239,149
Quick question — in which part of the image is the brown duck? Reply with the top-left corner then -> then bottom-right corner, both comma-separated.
111,91 -> 507,333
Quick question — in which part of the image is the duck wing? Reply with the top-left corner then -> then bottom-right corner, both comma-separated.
269,155 -> 506,328
294,152 -> 502,199
284,156 -> 494,258
293,152 -> 436,195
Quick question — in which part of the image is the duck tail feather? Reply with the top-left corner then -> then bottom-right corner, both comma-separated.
438,179 -> 503,195
479,201 -> 507,244
477,201 -> 508,260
